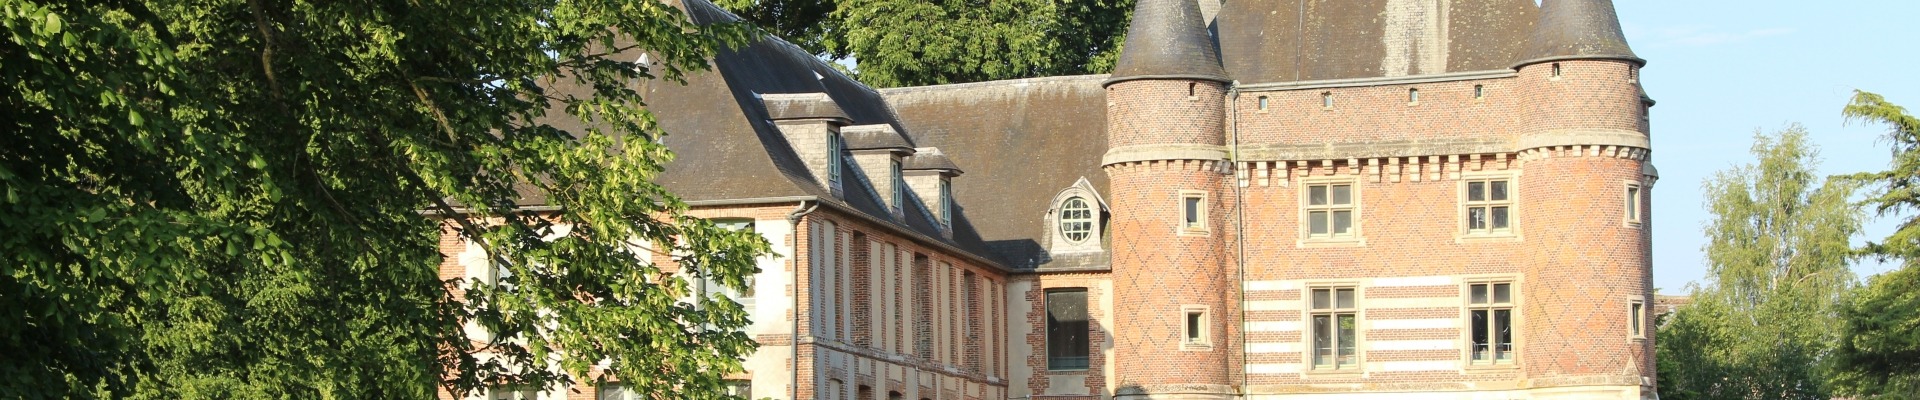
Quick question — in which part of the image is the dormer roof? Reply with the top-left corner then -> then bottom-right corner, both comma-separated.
1518,0 -> 1642,67
1106,0 -> 1230,86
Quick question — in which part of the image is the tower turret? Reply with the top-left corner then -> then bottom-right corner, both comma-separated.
1103,0 -> 1236,397
1511,1 -> 1657,397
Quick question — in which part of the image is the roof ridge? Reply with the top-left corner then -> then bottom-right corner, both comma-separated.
877,74 -> 1111,94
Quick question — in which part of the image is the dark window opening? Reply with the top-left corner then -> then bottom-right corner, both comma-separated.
1469,282 -> 1515,363
1046,289 -> 1091,370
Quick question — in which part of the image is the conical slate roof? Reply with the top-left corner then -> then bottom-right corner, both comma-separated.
1106,0 -> 1230,86
1519,0 -> 1642,66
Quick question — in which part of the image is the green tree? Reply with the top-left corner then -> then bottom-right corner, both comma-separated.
1657,125 -> 1862,400
718,0 -> 1133,87
2,0 -> 766,399
1831,90 -> 1920,398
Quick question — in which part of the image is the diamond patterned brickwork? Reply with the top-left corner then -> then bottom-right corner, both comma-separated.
1518,154 -> 1654,384
1520,60 -> 1649,135
1107,80 -> 1227,148
1105,159 -> 1235,390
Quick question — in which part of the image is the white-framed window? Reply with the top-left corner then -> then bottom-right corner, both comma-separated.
1059,197 -> 1095,244
828,133 -> 844,191
1463,177 -> 1514,235
890,158 -> 904,214
1181,305 -> 1211,350
1309,286 -> 1359,371
1467,281 -> 1515,364
1303,182 -> 1357,239
1180,191 -> 1208,233
1257,95 -> 1270,111
939,178 -> 953,228
1321,92 -> 1334,108
1630,299 -> 1647,339
1408,88 -> 1420,104
1473,84 -> 1486,100
1624,182 -> 1644,227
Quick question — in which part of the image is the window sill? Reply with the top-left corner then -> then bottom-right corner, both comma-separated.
1179,342 -> 1214,352
1455,233 -> 1522,244
1177,228 -> 1212,237
1302,368 -> 1364,378
1298,237 -> 1365,248
1464,361 -> 1519,372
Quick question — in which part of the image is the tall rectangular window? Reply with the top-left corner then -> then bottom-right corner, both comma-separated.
1046,289 -> 1090,370
1305,183 -> 1356,239
1464,178 -> 1514,234
1468,282 -> 1515,364
828,133 -> 844,190
1631,300 -> 1646,338
890,159 -> 904,214
1310,287 -> 1358,370
1625,184 -> 1643,225
940,179 -> 953,228
1182,305 -> 1210,349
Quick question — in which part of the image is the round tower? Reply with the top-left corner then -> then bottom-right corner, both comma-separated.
1512,0 -> 1657,397
1102,0 -> 1235,397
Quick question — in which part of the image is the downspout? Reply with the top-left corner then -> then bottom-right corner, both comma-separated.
787,200 -> 818,400
1228,82 -> 1249,397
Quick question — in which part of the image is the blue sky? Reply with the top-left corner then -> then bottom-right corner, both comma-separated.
1614,0 -> 1919,290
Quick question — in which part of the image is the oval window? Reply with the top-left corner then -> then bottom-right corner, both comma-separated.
1060,197 -> 1094,243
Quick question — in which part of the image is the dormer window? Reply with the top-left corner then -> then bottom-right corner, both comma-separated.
1059,197 -> 1094,243
890,158 -> 904,214
828,132 -> 844,191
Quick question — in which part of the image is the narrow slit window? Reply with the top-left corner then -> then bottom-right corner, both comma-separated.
1188,82 -> 1197,97
1408,88 -> 1420,103
1474,85 -> 1486,99
1550,63 -> 1563,78
1321,92 -> 1334,108
1631,301 -> 1646,338
1625,184 -> 1643,224
1185,310 -> 1205,344
1257,96 -> 1269,111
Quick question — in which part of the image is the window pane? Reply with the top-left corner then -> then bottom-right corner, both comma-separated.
1472,309 -> 1489,361
1627,187 -> 1640,218
1185,197 -> 1202,226
1490,180 -> 1508,201
1332,211 -> 1352,235
1494,309 -> 1513,360
1311,289 -> 1331,310
1046,290 -> 1090,370
1491,206 -> 1510,229
1468,181 -> 1485,202
1337,314 -> 1357,366
1468,207 -> 1487,230
1309,185 -> 1328,206
1632,303 -> 1644,336
1470,284 -> 1488,305
1313,315 -> 1333,366
1186,312 -> 1203,342
1309,211 -> 1329,234
1332,185 -> 1352,205
1493,283 -> 1511,304
1335,288 -> 1355,309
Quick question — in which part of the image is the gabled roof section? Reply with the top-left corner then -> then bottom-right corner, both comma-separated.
1518,0 -> 1641,66
1216,0 -> 1540,83
1107,0 -> 1230,85
880,75 -> 1110,269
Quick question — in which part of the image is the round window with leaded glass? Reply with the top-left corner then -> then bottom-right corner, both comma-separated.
1060,197 -> 1094,243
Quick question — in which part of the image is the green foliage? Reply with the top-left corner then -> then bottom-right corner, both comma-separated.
2,0 -> 768,399
717,0 -> 1132,87
1657,125 -> 1862,400
1831,90 -> 1920,398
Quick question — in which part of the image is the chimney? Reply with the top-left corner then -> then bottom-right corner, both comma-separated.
761,93 -> 853,195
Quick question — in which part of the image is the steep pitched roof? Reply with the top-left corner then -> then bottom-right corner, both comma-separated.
1215,0 -> 1540,83
880,75 -> 1111,269
1107,0 -> 1230,85
1519,0 -> 1641,66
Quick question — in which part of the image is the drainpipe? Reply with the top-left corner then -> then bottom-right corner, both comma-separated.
787,200 -> 818,400
1228,82 -> 1249,396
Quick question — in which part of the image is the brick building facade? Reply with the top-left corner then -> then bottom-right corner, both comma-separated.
440,0 -> 1660,399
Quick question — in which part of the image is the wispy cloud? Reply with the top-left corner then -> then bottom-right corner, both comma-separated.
1624,23 -> 1796,48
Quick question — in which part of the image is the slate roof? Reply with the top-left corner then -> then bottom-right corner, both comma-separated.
1521,0 -> 1642,66
1216,0 -> 1540,83
880,76 -> 1111,269
1108,0 -> 1230,85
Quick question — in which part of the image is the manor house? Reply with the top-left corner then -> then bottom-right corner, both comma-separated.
442,0 -> 1660,398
